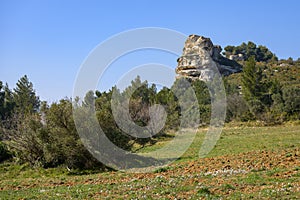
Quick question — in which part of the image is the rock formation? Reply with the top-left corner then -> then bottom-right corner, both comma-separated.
176,35 -> 242,81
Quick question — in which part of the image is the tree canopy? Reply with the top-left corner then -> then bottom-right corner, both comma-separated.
224,41 -> 277,62
13,75 -> 40,114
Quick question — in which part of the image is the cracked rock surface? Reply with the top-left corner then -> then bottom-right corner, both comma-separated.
176,35 -> 242,81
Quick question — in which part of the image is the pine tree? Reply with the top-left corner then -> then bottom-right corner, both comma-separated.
0,81 -> 4,119
13,75 -> 40,114
0,82 -> 15,120
241,56 -> 265,116
242,56 -> 264,101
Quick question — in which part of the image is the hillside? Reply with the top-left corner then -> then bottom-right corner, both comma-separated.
226,60 -> 300,87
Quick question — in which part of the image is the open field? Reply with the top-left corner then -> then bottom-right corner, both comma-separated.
0,125 -> 299,199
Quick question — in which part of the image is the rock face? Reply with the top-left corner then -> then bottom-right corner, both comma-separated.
176,35 -> 242,81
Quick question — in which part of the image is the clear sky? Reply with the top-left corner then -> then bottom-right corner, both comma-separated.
1,0 -> 300,102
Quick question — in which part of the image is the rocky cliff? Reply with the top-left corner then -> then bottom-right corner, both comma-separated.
175,35 -> 242,81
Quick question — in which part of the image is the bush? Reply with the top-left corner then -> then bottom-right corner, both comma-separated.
4,100 -> 102,169
282,86 -> 300,119
0,141 -> 11,162
226,93 -> 254,122
3,113 -> 45,166
42,99 -> 102,169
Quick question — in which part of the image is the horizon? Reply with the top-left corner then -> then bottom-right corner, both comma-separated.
1,0 -> 300,102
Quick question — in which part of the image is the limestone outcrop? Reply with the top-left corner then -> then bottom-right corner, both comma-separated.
176,35 -> 242,81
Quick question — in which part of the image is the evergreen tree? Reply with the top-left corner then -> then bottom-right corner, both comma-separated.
0,82 -> 15,120
0,81 -> 4,119
242,56 -> 264,102
242,56 -> 266,116
13,75 -> 40,114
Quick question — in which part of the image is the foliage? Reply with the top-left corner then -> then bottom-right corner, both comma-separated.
242,57 -> 264,102
13,75 -> 40,115
0,141 -> 11,162
95,89 -> 133,150
3,113 -> 46,166
43,99 -> 101,169
241,56 -> 273,118
2,99 -> 101,169
224,41 -> 277,62
191,80 -> 211,125
156,86 -> 180,130
0,81 -> 15,120
282,86 -> 300,119
226,93 -> 253,122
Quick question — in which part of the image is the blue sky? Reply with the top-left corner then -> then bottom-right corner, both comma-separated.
1,0 -> 300,102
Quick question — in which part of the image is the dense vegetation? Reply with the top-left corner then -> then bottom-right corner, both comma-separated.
0,42 -> 300,170
223,41 -> 278,62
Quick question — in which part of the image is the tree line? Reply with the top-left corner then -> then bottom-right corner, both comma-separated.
0,57 -> 299,169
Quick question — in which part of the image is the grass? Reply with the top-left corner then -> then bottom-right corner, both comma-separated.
0,125 -> 299,199
208,125 -> 300,156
